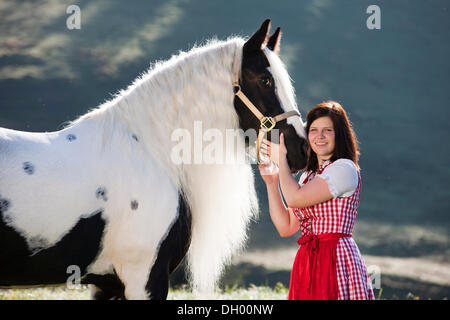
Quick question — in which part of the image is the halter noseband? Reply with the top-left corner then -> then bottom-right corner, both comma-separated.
232,47 -> 302,164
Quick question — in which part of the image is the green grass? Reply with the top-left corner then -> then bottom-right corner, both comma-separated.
0,283 -> 289,300
169,283 -> 289,300
1,284 -> 434,300
0,286 -> 90,300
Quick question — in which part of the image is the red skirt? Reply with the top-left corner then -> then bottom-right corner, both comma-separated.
288,233 -> 350,300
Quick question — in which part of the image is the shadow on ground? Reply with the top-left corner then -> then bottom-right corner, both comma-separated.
170,261 -> 450,300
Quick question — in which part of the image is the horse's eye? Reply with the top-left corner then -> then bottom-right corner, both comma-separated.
259,77 -> 273,87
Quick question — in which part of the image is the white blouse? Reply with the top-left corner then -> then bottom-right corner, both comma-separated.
299,159 -> 359,199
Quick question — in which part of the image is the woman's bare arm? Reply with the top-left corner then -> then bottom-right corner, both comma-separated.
266,182 -> 300,237
278,156 -> 334,208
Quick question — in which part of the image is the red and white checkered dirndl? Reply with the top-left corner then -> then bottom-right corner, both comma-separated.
291,161 -> 375,300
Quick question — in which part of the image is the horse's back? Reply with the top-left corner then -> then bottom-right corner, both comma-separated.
0,126 -> 108,286
0,124 -> 182,291
0,127 -> 105,240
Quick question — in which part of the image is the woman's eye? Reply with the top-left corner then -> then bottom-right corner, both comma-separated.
259,77 -> 272,87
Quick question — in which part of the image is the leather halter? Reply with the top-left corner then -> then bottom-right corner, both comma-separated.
232,47 -> 302,163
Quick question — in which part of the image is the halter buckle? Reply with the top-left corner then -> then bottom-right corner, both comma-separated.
260,116 -> 276,132
233,83 -> 241,94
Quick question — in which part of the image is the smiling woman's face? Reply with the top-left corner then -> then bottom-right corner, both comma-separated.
308,116 -> 335,163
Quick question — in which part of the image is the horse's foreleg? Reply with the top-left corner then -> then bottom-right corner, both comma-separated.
145,193 -> 192,300
145,263 -> 170,300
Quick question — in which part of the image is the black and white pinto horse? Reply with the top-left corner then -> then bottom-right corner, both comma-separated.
0,20 -> 307,299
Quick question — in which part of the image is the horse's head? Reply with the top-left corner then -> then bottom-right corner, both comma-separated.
233,19 -> 308,173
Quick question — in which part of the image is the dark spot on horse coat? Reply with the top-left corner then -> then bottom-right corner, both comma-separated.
146,192 -> 192,300
96,187 -> 108,202
66,134 -> 77,142
23,162 -> 34,175
0,196 -> 10,213
0,209 -> 105,286
131,200 -> 138,210
132,134 -> 139,142
0,196 -> 12,224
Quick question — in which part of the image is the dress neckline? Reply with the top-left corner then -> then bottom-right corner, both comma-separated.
302,160 -> 333,185
318,160 -> 332,173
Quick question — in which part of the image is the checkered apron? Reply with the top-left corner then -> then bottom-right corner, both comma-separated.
289,161 -> 375,300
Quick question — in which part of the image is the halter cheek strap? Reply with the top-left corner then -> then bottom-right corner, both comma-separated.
232,47 -> 302,163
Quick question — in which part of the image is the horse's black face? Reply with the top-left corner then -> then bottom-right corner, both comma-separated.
234,19 -> 308,173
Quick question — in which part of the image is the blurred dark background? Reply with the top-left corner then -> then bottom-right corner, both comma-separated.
1,0 -> 449,299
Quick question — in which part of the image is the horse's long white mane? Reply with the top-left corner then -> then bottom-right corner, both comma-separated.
69,37 -> 260,293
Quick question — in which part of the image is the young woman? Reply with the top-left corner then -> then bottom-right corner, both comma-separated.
259,101 -> 374,300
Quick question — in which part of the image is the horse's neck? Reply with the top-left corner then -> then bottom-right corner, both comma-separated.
90,39 -> 242,187
67,38 -> 257,293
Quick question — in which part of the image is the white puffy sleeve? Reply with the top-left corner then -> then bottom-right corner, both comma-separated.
316,159 -> 359,198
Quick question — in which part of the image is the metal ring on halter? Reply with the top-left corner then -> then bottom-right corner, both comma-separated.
260,116 -> 276,132
233,83 -> 241,94
257,117 -> 276,164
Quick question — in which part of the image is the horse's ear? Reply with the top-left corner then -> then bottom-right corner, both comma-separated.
243,19 -> 271,54
267,27 -> 282,55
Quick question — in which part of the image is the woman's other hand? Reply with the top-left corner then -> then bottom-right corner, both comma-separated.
258,163 -> 279,185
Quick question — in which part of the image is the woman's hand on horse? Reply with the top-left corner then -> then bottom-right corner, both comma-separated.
261,133 -> 287,165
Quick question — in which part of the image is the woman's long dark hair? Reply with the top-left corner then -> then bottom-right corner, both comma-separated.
305,101 -> 360,172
